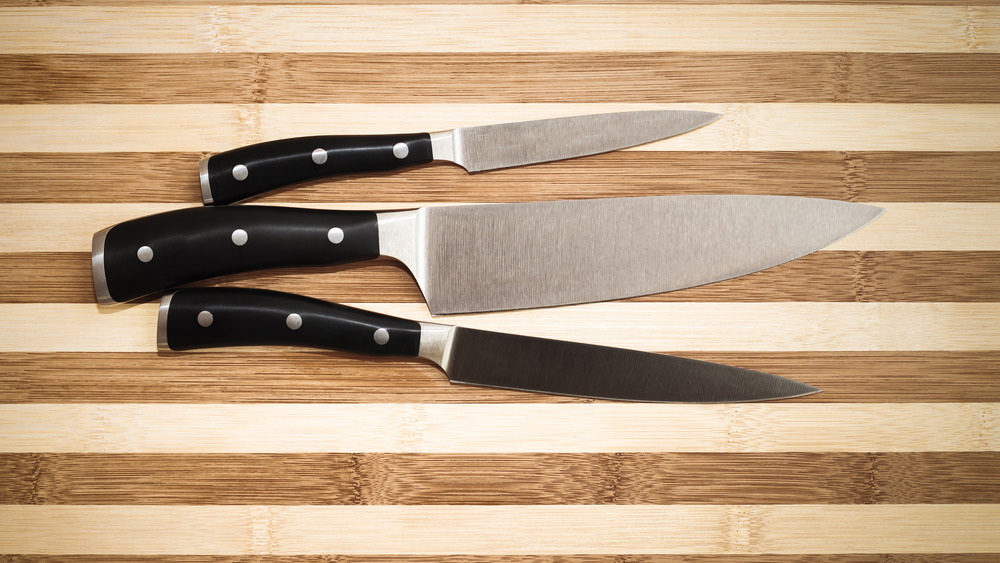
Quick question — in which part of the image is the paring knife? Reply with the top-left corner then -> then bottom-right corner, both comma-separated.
198,110 -> 721,205
93,195 -> 885,313
159,287 -> 820,403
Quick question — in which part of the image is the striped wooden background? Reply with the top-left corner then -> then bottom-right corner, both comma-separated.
1,1 -> 999,560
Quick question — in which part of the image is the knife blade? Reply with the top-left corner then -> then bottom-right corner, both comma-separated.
198,110 -> 720,205
159,287 -> 820,403
92,195 -> 885,312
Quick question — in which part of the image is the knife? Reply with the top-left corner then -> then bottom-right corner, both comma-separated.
198,110 -> 720,205
93,195 -> 885,312
159,287 -> 820,403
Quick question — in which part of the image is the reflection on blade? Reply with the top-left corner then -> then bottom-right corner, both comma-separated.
423,195 -> 885,315
457,110 -> 721,172
445,327 -> 819,403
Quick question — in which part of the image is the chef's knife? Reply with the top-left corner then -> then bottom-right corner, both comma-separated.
93,195 -> 885,312
198,110 -> 720,205
159,287 -> 820,403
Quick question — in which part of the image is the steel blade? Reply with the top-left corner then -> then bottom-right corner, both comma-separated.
438,326 -> 818,402
447,110 -> 720,172
416,195 -> 884,315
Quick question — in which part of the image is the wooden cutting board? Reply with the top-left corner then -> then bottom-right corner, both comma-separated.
1,2 -> 999,559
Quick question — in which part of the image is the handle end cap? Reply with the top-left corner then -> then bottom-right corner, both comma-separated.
157,292 -> 175,351
91,226 -> 118,306
199,157 -> 214,205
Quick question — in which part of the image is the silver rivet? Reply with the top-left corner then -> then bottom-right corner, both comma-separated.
286,313 -> 302,330
232,164 -> 249,181
392,142 -> 409,159
312,148 -> 328,165
197,310 -> 213,327
328,227 -> 344,244
137,245 -> 153,263
231,229 -> 248,246
373,328 -> 390,345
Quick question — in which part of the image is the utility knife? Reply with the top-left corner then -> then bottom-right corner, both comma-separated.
198,110 -> 721,205
93,195 -> 884,313
159,287 -> 820,403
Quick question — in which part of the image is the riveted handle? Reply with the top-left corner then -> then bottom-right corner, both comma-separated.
160,287 -> 422,356
94,206 -> 379,304
201,134 -> 434,205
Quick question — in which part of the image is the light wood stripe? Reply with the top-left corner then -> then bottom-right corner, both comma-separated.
3,302 -> 999,353
1,504 -> 997,554
1,556 -> 999,563
2,203 -> 997,253
1,6 -> 996,54
3,103 -> 999,152
4,53 -> 999,104
2,152 -> 1000,205
0,403 -> 994,453
6,251 -> 999,304
8,0 -> 1000,5
1,0 -> 996,559
2,452 -> 997,505
3,352 -> 998,403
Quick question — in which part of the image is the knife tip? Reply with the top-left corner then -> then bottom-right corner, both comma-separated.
787,384 -> 823,400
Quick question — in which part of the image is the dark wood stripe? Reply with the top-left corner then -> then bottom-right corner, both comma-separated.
3,152 -> 997,204
3,252 -> 998,305
6,0 -> 1000,5
1,452 -> 997,505
3,557 -> 999,563
2,352 -> 996,403
3,53 -> 998,104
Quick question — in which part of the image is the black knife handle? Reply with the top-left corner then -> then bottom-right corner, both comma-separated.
201,134 -> 434,205
160,287 -> 422,356
94,206 -> 379,305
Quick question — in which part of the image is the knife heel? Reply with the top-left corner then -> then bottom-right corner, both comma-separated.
201,134 -> 434,205
159,288 -> 422,357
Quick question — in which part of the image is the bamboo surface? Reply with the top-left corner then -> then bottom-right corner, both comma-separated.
0,0 -> 999,560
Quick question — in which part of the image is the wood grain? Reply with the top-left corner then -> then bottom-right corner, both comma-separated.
0,403 -> 995,453
2,557 -> 1000,563
2,556 -> 1000,563
5,251 -> 999,304
8,0 -> 1000,5
4,53 -> 999,104
3,152 -> 999,204
2,351 -> 999,403
4,302 -> 1000,352
1,0 -> 998,558
1,6 -> 996,54
1,504 -> 998,554
2,452 -> 998,505
3,203 -> 997,253
4,103 -> 999,152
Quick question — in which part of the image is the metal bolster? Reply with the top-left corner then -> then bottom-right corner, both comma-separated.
418,322 -> 456,371
157,292 -> 174,351
375,209 -> 427,292
199,157 -> 214,205
91,226 -> 115,306
429,130 -> 463,167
